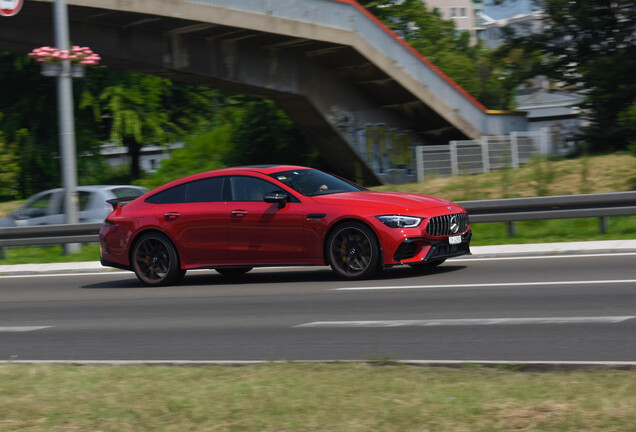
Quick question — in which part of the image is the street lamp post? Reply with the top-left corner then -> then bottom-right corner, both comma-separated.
53,0 -> 79,254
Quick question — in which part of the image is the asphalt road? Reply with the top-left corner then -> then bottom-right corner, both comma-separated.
1,252 -> 635,362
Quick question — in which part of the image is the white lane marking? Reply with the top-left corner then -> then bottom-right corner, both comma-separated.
453,252 -> 636,261
295,316 -> 636,328
0,267 -> 299,279
334,279 -> 636,291
0,271 -> 131,279
0,326 -> 52,332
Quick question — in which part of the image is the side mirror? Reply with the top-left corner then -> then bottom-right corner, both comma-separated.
264,191 -> 288,209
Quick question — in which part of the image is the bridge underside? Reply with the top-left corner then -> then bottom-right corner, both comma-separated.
0,2 -> 478,185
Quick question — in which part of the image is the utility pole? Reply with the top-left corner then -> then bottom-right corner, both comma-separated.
53,0 -> 79,253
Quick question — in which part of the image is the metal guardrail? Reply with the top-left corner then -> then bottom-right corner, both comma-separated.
459,191 -> 636,235
459,192 -> 636,223
0,222 -> 102,248
0,192 -> 634,248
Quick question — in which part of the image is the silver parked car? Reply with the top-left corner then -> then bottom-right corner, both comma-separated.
0,185 -> 148,227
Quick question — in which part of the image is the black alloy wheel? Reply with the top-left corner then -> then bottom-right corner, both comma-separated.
132,232 -> 184,286
327,222 -> 380,279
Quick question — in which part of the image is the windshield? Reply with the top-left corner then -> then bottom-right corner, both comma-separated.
270,169 -> 366,197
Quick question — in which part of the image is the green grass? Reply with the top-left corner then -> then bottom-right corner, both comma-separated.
0,244 -> 100,265
0,363 -> 634,431
471,216 -> 636,245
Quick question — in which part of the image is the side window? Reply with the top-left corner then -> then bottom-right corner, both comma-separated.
60,191 -> 90,213
229,176 -> 280,202
185,177 -> 224,203
20,193 -> 54,219
145,184 -> 187,204
78,191 -> 91,211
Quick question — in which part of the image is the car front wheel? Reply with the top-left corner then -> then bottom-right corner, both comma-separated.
132,232 -> 182,286
327,222 -> 380,279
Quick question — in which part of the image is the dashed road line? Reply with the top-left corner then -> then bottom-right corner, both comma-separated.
0,326 -> 52,332
295,316 -> 636,328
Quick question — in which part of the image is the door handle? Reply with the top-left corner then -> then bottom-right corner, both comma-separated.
164,212 -> 180,220
232,210 -> 248,217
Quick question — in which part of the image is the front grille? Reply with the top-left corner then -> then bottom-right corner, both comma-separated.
426,213 -> 469,236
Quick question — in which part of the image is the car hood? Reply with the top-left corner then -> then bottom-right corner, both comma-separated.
309,191 -> 462,213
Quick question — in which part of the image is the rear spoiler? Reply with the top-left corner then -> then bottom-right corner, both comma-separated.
106,196 -> 141,211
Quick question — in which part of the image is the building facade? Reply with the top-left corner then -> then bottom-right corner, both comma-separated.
423,0 -> 484,43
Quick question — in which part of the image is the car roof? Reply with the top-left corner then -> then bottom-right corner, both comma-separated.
173,165 -> 310,183
144,165 -> 313,195
212,165 -> 310,175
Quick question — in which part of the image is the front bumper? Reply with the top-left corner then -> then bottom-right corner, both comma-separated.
389,229 -> 472,265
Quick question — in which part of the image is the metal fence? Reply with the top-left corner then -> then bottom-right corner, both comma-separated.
416,130 -> 550,182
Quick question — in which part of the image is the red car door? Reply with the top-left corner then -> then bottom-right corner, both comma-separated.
226,175 -> 305,264
149,177 -> 228,268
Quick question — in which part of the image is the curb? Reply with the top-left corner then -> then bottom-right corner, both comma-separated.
1,359 -> 636,370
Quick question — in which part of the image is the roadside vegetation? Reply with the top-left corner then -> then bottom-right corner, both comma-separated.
0,363 -> 634,431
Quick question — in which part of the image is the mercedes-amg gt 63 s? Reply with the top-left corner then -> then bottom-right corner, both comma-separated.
100,165 -> 472,286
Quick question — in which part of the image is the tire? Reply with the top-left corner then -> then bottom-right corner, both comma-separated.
327,221 -> 381,280
215,267 -> 253,277
131,232 -> 182,286
408,258 -> 446,271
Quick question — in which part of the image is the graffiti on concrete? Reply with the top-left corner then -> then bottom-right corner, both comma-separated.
326,106 -> 417,181
362,124 -> 415,174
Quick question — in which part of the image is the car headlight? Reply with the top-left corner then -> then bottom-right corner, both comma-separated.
376,215 -> 422,228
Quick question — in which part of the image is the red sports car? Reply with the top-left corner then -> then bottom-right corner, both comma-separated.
99,165 -> 471,285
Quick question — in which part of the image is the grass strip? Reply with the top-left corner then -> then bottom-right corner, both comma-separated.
0,363 -> 634,431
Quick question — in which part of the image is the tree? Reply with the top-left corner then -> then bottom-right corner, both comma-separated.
80,68 -> 224,179
81,70 -> 176,179
223,98 -> 325,168
0,116 -> 20,199
0,51 -> 104,197
359,0 -> 513,109
618,104 -> 636,154
141,126 -> 233,189
497,0 -> 636,152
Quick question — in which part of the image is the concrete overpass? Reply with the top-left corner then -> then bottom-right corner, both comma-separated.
0,0 -> 527,184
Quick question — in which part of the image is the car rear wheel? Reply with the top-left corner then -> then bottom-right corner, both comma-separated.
132,232 -> 182,286
215,267 -> 253,277
327,222 -> 380,279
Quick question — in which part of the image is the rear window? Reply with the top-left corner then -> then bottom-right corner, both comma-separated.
112,187 -> 147,199
146,184 -> 187,204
